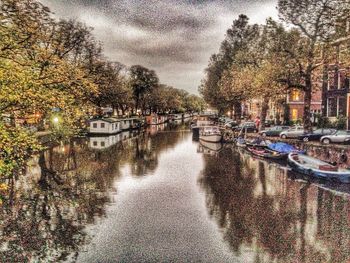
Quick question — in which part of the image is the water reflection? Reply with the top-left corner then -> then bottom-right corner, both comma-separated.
0,122 -> 349,263
199,147 -> 350,263
0,123 -> 186,262
197,141 -> 223,156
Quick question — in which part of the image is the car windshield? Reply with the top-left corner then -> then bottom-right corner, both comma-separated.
336,130 -> 350,135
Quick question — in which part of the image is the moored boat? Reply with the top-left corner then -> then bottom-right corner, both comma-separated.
246,146 -> 288,160
245,137 -> 270,149
288,153 -> 350,183
199,126 -> 222,143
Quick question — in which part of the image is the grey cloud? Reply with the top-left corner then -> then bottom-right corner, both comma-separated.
40,0 -> 277,93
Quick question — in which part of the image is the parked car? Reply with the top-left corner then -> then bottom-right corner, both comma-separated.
234,122 -> 258,133
280,126 -> 305,139
224,120 -> 239,129
298,128 -> 336,142
260,126 -> 290,137
264,120 -> 274,128
219,117 -> 233,124
320,130 -> 350,144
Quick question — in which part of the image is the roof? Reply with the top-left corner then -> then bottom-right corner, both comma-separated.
89,118 -> 120,123
120,118 -> 140,121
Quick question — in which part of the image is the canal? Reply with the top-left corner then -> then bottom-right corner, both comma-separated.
0,122 -> 349,263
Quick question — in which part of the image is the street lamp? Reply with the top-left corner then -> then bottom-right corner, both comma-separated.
53,117 -> 59,124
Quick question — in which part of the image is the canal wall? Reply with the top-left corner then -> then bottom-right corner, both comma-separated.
246,135 -> 350,168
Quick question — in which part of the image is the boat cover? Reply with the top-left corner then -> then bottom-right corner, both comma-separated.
237,137 -> 246,144
268,142 -> 303,154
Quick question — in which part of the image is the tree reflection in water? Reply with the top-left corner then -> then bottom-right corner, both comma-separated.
0,124 -> 185,262
199,147 -> 350,263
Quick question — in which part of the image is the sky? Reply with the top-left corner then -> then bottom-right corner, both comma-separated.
40,0 -> 278,94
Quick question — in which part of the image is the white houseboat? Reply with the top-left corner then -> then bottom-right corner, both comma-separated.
184,113 -> 191,119
88,118 -> 121,135
120,118 -> 141,130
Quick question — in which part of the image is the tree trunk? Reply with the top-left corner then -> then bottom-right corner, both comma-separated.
321,64 -> 329,117
233,102 -> 242,121
303,74 -> 313,132
120,104 -> 125,116
135,95 -> 139,113
260,97 -> 269,131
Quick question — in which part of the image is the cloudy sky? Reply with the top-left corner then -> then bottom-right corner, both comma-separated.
40,0 -> 278,94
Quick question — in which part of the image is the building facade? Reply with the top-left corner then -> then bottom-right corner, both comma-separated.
286,89 -> 322,122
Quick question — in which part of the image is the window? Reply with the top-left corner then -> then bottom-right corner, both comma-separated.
112,124 -> 114,130
290,90 -> 301,101
101,141 -> 105,147
338,96 -> 346,116
101,123 -> 105,128
93,141 -> 97,146
328,98 -> 337,117
339,70 -> 346,89
291,109 -> 298,120
92,123 -> 97,128
313,129 -> 323,134
328,70 -> 337,90
336,131 -> 348,135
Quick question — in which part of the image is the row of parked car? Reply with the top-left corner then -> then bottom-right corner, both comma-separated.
220,117 -> 350,145
259,125 -> 350,144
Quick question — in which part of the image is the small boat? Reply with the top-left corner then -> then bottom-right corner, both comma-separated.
245,138 -> 270,148
199,126 -> 222,143
288,153 -> 350,183
246,146 -> 288,160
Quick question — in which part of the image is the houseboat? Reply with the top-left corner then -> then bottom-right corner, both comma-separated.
120,118 -> 141,130
146,114 -> 168,125
192,114 -> 216,128
88,118 -> 121,135
183,113 -> 191,119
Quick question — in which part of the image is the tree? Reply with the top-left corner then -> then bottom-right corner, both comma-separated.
199,15 -> 260,117
277,0 -> 342,131
129,65 -> 159,113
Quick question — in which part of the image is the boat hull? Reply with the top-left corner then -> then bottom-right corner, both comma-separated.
246,147 -> 287,160
288,153 -> 350,183
199,134 -> 222,143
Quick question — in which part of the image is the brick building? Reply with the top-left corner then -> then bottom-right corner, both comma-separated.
286,89 -> 322,122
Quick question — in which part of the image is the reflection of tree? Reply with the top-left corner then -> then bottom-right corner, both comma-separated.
128,126 -> 185,177
199,148 -> 257,253
199,149 -> 350,263
0,123 -> 187,261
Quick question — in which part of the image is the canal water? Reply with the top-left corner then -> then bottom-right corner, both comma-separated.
0,122 -> 349,263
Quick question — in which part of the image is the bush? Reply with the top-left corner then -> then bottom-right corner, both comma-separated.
0,122 -> 43,178
316,115 -> 347,130
335,115 -> 347,130
316,114 -> 331,128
